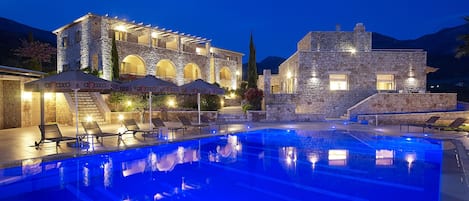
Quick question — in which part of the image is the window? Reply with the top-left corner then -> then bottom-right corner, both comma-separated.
329,74 -> 348,90
115,31 -> 127,41
63,64 -> 69,71
75,60 -> 81,69
75,30 -> 81,43
62,37 -> 68,47
376,74 -> 395,90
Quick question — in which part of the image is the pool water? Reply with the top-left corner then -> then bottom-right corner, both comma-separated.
0,129 -> 442,201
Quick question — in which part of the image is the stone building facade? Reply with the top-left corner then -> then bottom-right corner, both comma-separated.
54,13 -> 243,88
263,23 -> 454,119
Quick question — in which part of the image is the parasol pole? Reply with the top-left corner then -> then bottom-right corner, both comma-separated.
149,91 -> 152,130
73,88 -> 80,146
198,92 -> 201,124
40,90 -> 45,136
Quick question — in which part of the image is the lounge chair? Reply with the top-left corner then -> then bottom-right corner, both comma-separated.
428,118 -> 466,132
178,116 -> 209,134
151,118 -> 184,138
81,121 -> 122,144
122,119 -> 147,136
201,115 -> 227,131
399,116 -> 440,132
35,124 -> 77,147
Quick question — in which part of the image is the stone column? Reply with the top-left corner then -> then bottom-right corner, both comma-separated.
80,18 -> 90,69
177,36 -> 182,53
263,69 -> 271,111
56,32 -> 65,72
263,69 -> 271,95
100,17 -> 112,80
205,42 -> 211,56
148,30 -> 152,47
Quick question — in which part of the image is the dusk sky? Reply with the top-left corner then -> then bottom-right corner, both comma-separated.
1,0 -> 468,62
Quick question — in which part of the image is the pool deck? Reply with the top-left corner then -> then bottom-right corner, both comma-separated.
0,121 -> 468,200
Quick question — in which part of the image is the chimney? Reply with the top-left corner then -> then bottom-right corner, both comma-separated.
354,23 -> 365,32
335,24 -> 341,31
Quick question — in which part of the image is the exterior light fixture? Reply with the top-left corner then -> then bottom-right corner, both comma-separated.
118,114 -> 124,121
349,48 -> 356,54
167,99 -> 176,108
44,92 -> 53,100
86,115 -> 93,122
220,99 -> 224,107
235,70 -> 240,76
114,25 -> 127,32
151,32 -> 158,38
287,71 -> 292,79
22,92 -> 32,101
126,101 -> 132,107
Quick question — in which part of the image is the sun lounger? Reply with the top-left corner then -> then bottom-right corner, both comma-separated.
151,118 -> 184,138
427,118 -> 466,132
35,124 -> 77,147
122,119 -> 148,136
399,116 -> 440,132
201,115 -> 227,131
178,116 -> 209,134
81,121 -> 122,144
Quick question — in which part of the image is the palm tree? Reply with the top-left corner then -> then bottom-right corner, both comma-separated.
456,16 -> 469,58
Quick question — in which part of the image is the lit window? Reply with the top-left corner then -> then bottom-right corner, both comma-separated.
376,74 -> 395,90
329,74 -> 348,90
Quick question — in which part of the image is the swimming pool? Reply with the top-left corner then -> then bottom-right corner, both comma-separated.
0,129 -> 442,201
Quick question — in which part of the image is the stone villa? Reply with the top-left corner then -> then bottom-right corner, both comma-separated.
20,13 -> 244,127
54,13 -> 243,89
259,23 -> 456,121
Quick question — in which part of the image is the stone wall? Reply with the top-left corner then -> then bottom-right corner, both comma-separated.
347,93 -> 457,119
3,81 -> 21,128
357,111 -> 469,126
56,93 -> 73,125
109,111 -> 219,124
297,23 -> 371,52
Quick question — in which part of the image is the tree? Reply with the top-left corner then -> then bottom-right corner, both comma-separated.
111,34 -> 119,80
247,33 -> 258,88
456,16 -> 469,58
12,35 -> 56,71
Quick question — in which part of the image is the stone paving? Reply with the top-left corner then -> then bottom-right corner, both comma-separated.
0,120 -> 468,200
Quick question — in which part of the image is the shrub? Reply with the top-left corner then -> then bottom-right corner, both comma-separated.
244,88 -> 263,110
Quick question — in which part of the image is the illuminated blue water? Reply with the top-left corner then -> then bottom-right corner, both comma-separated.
0,129 -> 442,201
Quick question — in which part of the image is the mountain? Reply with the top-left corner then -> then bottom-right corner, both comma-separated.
0,17 -> 56,71
242,56 -> 286,80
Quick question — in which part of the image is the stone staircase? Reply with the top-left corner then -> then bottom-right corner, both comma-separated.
218,106 -> 248,122
70,92 -> 106,124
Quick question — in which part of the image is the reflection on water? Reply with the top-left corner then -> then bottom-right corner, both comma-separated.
308,152 -> 319,170
328,149 -> 348,166
280,147 -> 298,170
376,149 -> 394,166
405,152 -> 417,173
103,159 -> 112,187
209,135 -> 241,163
0,129 -> 443,201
